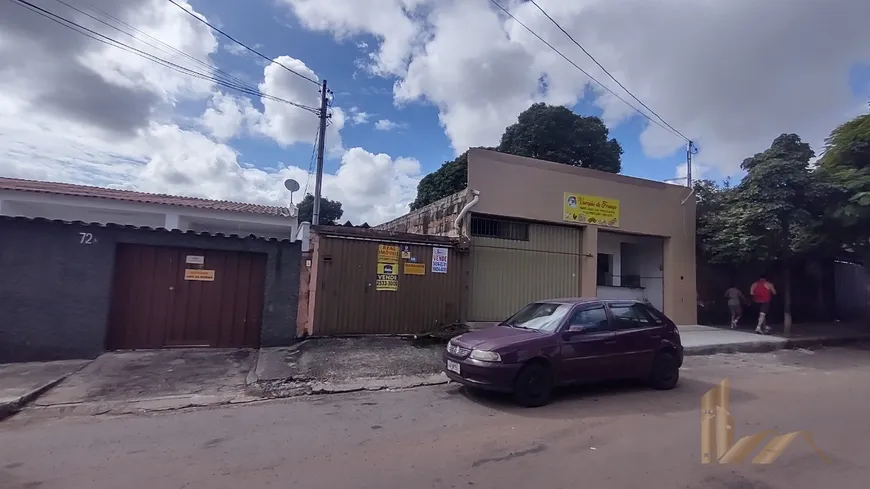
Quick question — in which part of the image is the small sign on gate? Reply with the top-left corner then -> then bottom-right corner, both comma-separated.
184,269 -> 215,281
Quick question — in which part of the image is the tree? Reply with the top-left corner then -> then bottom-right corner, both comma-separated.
817,109 -> 870,257
498,102 -> 623,172
701,134 -> 821,335
297,193 -> 343,225
409,103 -> 624,209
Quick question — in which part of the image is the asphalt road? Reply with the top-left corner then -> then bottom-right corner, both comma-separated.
3,345 -> 870,489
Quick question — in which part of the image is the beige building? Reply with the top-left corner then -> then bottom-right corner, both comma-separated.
377,148 -> 697,325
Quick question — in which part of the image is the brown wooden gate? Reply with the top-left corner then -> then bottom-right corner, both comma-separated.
107,244 -> 267,349
313,229 -> 465,335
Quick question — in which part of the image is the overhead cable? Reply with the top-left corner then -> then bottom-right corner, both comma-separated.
528,0 -> 690,142
489,0 -> 688,142
165,0 -> 321,87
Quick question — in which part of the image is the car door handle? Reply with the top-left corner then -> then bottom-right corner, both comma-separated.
651,335 -> 661,340
603,340 -> 618,345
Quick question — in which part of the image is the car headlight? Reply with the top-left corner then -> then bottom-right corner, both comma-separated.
469,349 -> 501,362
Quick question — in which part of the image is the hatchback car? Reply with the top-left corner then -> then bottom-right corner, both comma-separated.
443,298 -> 683,407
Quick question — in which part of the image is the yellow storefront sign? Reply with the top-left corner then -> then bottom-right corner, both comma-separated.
376,262 -> 398,291
377,244 -> 400,264
563,192 -> 620,227
184,269 -> 215,281
404,263 -> 425,275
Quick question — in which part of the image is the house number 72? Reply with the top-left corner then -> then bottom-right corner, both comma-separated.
79,232 -> 95,244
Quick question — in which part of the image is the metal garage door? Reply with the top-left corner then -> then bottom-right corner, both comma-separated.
469,216 -> 580,321
107,244 -> 267,349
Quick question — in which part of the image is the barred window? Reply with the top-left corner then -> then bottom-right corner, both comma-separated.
470,216 -> 530,241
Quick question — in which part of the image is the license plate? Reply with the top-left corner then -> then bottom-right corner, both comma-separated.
447,360 -> 460,374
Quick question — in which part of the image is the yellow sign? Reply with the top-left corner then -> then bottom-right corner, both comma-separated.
404,263 -> 425,275
184,269 -> 215,282
701,378 -> 829,464
377,244 -> 400,264
376,262 -> 398,291
563,192 -> 620,227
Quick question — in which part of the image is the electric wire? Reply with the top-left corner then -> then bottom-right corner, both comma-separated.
57,0 -> 255,93
8,0 -> 320,114
302,126 -> 319,198
165,0 -> 321,87
489,0 -> 687,142
528,0 -> 690,142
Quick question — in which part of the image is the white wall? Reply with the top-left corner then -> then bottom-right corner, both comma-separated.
597,231 -> 664,310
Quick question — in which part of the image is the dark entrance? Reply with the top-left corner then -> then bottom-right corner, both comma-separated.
107,244 -> 267,349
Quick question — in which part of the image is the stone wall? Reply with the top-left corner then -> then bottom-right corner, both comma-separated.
375,189 -> 467,237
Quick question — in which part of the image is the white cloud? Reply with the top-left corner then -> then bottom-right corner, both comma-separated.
283,0 -> 870,178
374,119 -> 403,131
0,0 -> 422,224
349,106 -> 371,124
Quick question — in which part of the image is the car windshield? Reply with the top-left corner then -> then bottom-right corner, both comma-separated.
502,302 -> 572,332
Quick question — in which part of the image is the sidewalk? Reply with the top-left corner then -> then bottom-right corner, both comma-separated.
679,322 -> 870,356
0,360 -> 90,420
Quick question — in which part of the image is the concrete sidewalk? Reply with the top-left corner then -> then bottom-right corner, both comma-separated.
0,360 -> 90,420
679,323 -> 870,355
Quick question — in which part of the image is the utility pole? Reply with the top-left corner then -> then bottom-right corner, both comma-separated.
312,79 -> 329,226
686,140 -> 694,188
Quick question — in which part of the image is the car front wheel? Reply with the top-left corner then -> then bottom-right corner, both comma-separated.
513,362 -> 553,407
648,351 -> 679,390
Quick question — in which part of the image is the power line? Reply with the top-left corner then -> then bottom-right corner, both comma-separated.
302,125 -> 319,197
51,0 -> 256,94
527,0 -> 690,142
488,0 -> 687,142
8,0 -> 320,114
165,0 -> 321,87
61,0 -> 256,93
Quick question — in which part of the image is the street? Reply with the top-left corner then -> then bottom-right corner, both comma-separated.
2,346 -> 869,489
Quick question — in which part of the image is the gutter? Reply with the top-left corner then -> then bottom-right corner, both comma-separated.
453,189 -> 480,238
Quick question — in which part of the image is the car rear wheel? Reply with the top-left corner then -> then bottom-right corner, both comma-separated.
648,351 -> 679,390
513,362 -> 553,407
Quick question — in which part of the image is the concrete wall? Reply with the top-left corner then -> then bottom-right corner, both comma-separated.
0,217 -> 301,363
467,149 -> 697,324
375,190 -> 467,237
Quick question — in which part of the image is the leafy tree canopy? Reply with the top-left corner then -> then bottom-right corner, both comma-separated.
297,193 -> 344,225
409,103 -> 623,209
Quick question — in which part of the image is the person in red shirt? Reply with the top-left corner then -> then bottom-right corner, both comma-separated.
750,275 -> 776,334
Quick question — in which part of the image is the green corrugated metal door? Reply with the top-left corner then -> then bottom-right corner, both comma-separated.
469,217 -> 580,321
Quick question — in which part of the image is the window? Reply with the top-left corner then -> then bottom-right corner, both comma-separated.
567,305 -> 610,333
503,302 -> 572,332
609,303 -> 655,329
641,303 -> 667,325
470,216 -> 530,241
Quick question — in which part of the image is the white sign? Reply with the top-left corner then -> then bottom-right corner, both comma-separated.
432,247 -> 449,274
185,255 -> 205,265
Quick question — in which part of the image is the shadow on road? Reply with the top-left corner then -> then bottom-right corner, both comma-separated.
449,376 -> 757,420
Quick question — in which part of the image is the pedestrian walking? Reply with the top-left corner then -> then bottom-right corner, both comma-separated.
750,275 -> 776,334
724,285 -> 747,329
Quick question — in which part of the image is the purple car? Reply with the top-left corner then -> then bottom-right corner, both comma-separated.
444,298 -> 683,407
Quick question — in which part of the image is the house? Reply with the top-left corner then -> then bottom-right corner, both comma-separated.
0,177 -> 305,363
376,148 -> 697,325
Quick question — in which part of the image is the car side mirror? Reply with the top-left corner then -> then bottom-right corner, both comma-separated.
566,324 -> 586,334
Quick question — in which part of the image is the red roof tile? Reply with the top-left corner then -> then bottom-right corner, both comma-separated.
0,177 -> 291,218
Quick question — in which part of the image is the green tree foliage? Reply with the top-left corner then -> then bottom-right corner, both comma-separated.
498,102 -> 623,172
297,193 -> 344,225
699,134 -> 823,333
409,103 -> 623,209
817,109 -> 870,254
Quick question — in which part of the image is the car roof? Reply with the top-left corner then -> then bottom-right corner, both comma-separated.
542,297 -> 646,305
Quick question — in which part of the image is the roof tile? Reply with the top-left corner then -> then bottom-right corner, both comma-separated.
0,177 -> 291,217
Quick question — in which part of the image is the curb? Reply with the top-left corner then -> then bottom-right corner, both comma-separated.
0,376 -> 69,422
684,334 -> 870,357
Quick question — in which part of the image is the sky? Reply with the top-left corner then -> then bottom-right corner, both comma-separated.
1,0 -> 869,225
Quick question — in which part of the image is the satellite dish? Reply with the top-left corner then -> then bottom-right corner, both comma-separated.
284,178 -> 300,205
284,179 -> 300,192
